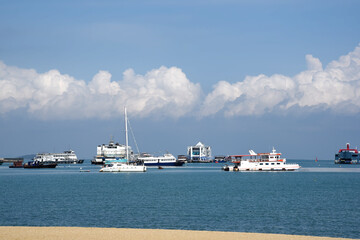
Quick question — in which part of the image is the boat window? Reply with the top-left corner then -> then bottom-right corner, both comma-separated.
277,163 -> 280,165
265,163 -> 269,165
259,163 -> 263,165
271,163 -> 275,165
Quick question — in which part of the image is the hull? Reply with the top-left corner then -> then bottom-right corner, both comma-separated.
223,162 -> 300,172
335,159 -> 358,164
142,161 -> 185,166
223,165 -> 300,171
100,163 -> 146,172
137,153 -> 184,167
24,163 -> 57,168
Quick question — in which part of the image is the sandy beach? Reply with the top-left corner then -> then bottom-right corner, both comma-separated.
0,227 -> 356,240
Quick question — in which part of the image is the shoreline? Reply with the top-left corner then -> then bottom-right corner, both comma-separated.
0,227 -> 357,240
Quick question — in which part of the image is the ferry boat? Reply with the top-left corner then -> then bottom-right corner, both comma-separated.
137,153 -> 185,166
222,148 -> 300,171
335,143 -> 359,164
92,139 -> 134,165
33,150 -> 84,164
99,107 -> 146,173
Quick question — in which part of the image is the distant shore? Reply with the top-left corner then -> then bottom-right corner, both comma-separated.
0,227 -> 356,240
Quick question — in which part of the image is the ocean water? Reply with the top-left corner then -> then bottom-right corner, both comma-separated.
0,160 -> 359,239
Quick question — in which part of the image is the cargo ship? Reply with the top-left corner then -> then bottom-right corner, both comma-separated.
335,143 -> 359,164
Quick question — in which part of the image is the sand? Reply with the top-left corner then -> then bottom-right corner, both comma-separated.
0,227 -> 357,240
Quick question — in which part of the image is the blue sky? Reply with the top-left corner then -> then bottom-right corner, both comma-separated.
1,0 -> 360,159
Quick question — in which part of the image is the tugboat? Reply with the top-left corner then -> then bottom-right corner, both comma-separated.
222,147 -> 300,171
335,143 -> 359,164
9,160 -> 24,168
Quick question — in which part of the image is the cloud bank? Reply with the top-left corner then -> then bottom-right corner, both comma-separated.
0,64 -> 201,119
201,44 -> 360,116
1,44 -> 360,119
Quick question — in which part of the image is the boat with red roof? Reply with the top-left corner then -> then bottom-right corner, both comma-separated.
335,143 -> 359,164
222,147 -> 300,171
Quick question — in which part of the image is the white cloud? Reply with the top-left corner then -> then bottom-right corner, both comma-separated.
0,63 -> 201,119
201,44 -> 360,116
1,44 -> 360,119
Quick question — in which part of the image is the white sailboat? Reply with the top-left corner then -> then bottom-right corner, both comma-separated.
100,107 -> 146,172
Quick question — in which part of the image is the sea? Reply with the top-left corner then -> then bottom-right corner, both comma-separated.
0,159 -> 359,239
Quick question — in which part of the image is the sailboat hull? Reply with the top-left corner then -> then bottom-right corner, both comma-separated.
100,164 -> 146,172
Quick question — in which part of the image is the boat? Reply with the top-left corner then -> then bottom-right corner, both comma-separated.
33,150 -> 84,164
92,138 -> 134,165
23,161 -> 57,168
335,143 -> 359,164
136,153 -> 185,166
214,155 -> 227,163
9,160 -> 24,168
222,147 -> 300,171
99,107 -> 146,173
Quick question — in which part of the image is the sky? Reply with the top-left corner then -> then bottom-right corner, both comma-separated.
1,0 -> 360,160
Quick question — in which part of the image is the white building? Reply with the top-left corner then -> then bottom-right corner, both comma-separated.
187,142 -> 212,162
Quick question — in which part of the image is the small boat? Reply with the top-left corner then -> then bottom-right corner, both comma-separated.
23,161 -> 57,168
9,160 -> 24,168
222,148 -> 300,171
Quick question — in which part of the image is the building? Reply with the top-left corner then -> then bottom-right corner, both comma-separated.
187,142 -> 212,162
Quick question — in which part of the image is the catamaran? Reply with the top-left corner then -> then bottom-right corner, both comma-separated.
99,107 -> 146,172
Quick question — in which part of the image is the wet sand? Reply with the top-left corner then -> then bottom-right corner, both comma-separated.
0,227 -> 357,240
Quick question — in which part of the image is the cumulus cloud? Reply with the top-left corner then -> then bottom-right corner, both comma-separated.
1,44 -> 360,119
201,44 -> 360,116
0,63 -> 201,119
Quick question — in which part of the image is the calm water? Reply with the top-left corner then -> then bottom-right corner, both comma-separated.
0,160 -> 359,239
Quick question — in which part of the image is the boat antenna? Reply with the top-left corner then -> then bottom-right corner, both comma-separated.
127,118 -> 140,155
124,106 -> 129,161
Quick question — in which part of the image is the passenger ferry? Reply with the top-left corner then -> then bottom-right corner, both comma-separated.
222,148 -> 300,171
335,143 -> 359,164
33,150 -> 83,164
92,138 -> 134,164
137,153 -> 185,166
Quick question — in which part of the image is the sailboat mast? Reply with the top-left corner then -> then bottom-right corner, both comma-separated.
125,107 -> 129,160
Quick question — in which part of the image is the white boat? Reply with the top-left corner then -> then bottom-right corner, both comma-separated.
99,107 -> 146,173
33,150 -> 84,164
137,153 -> 185,166
92,138 -> 133,165
222,148 -> 300,171
100,159 -> 146,172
